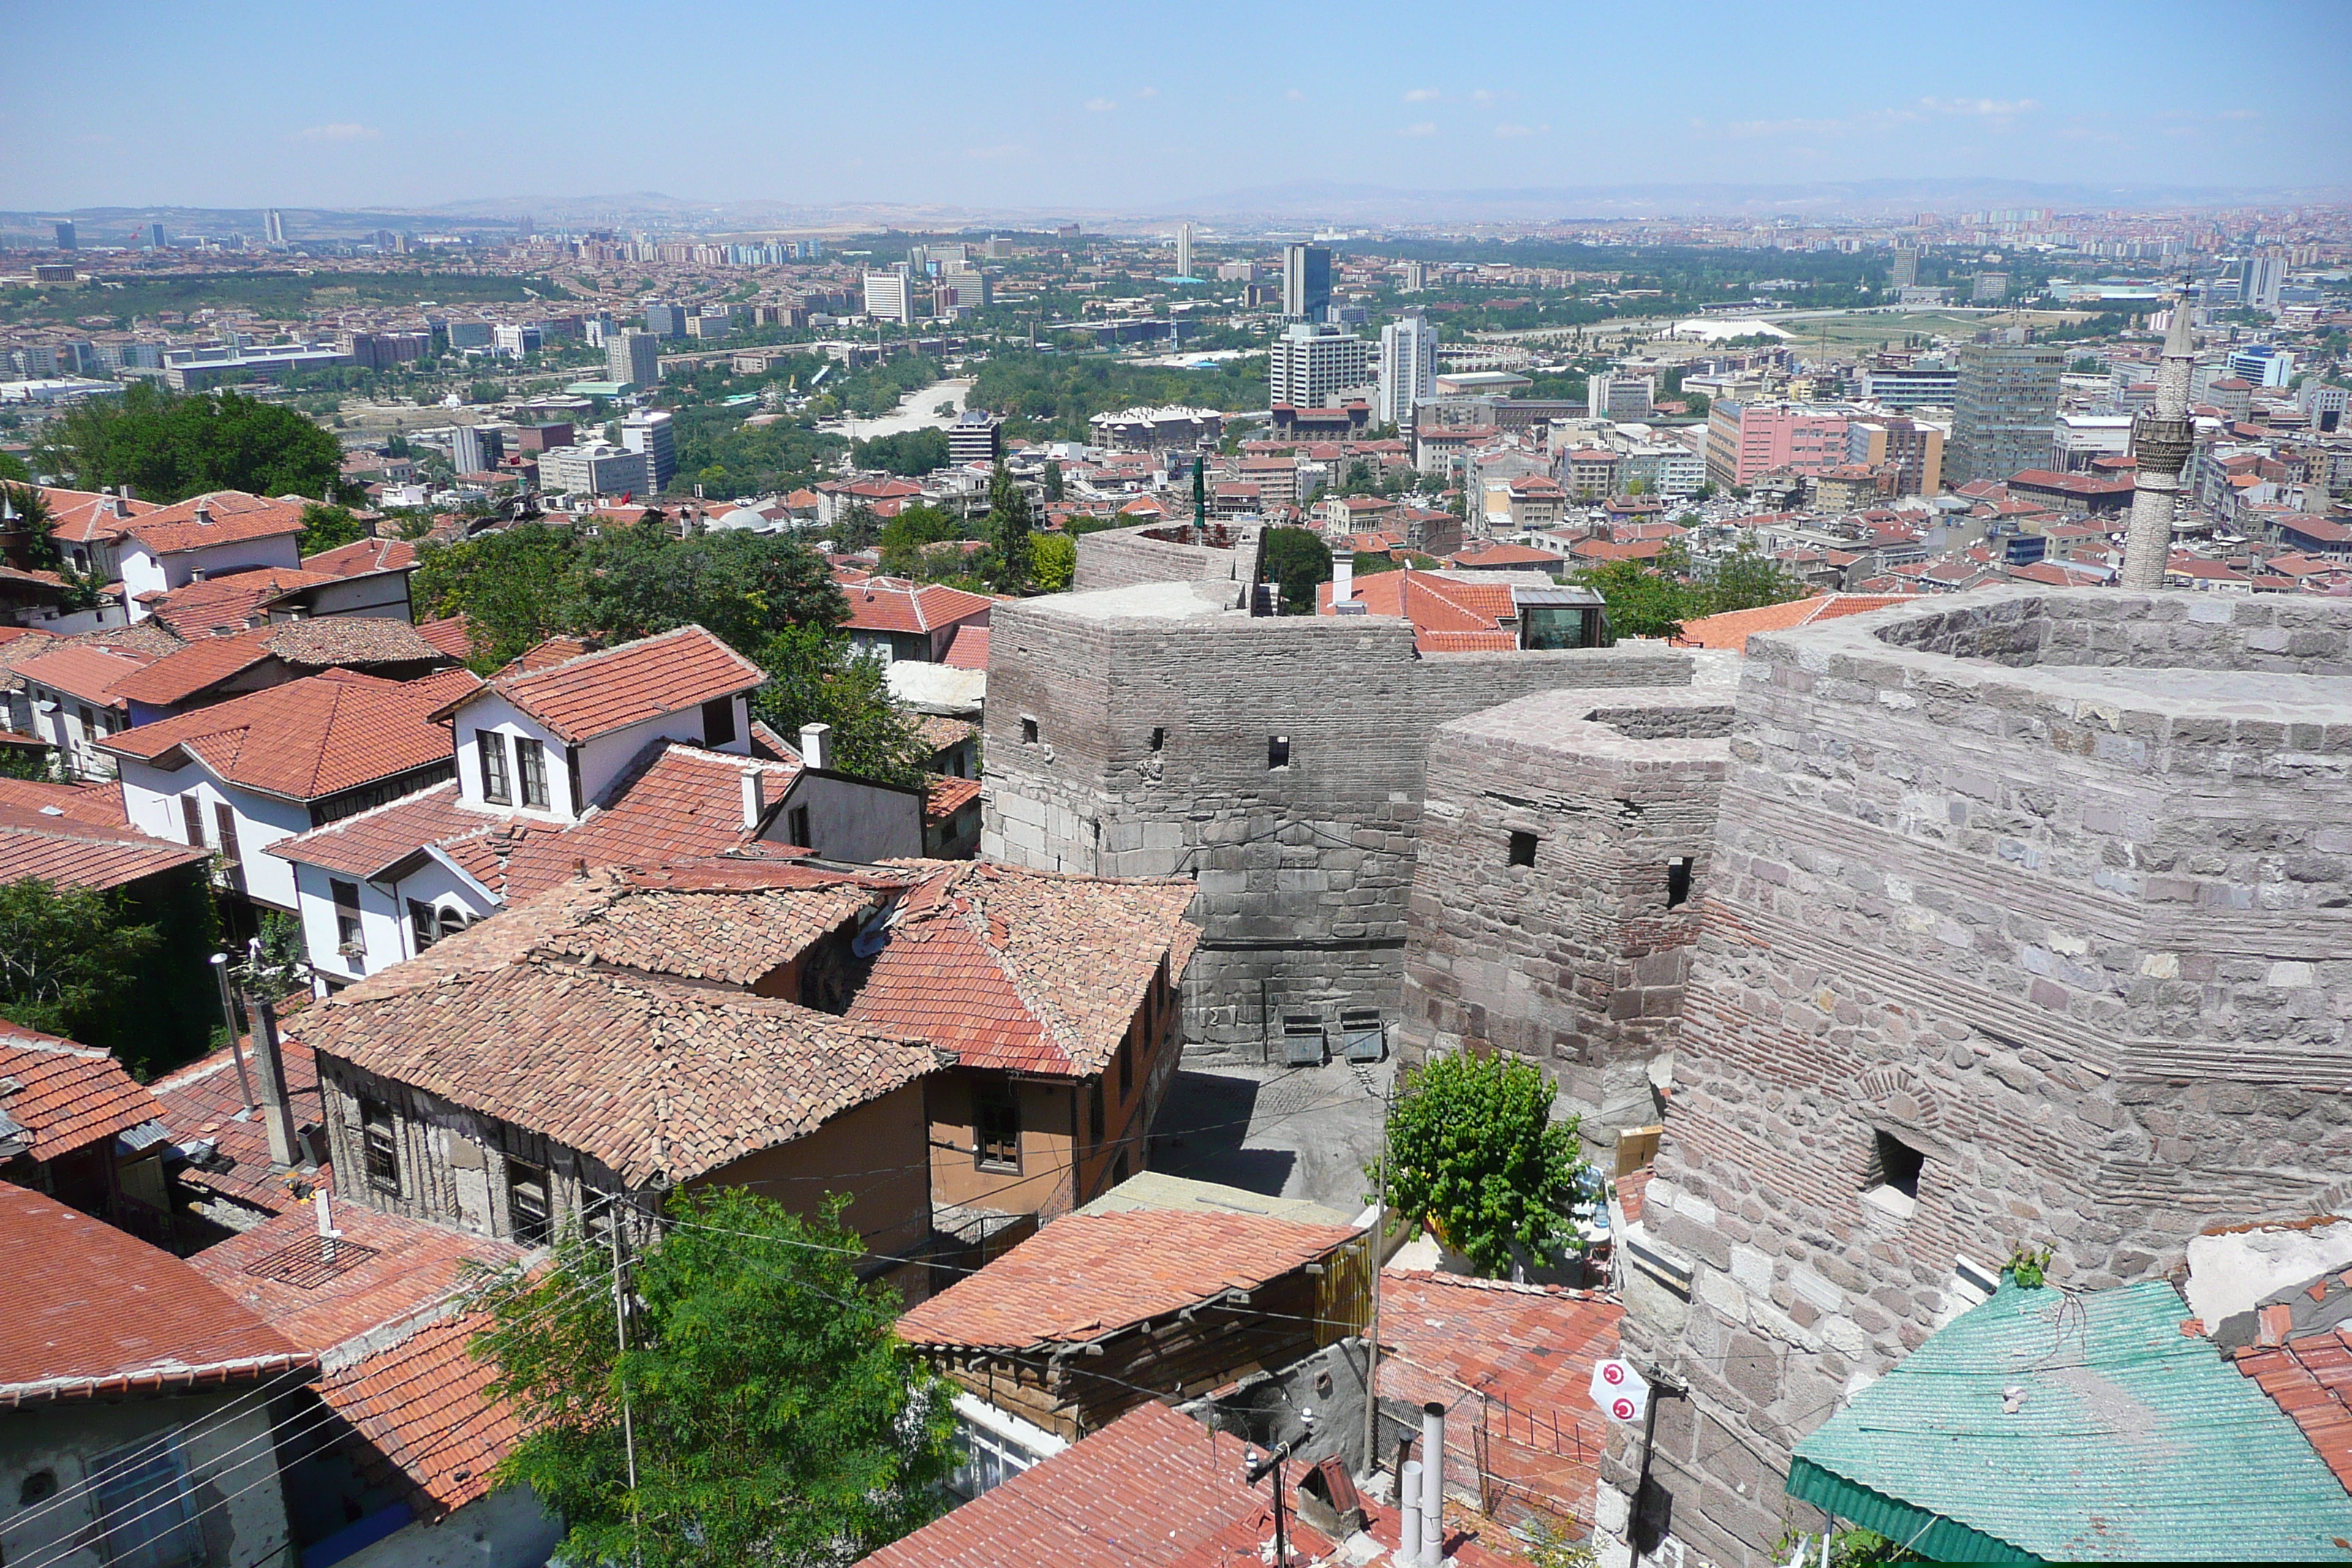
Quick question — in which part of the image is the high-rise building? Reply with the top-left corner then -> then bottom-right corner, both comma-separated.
608,329 -> 660,389
1401,260 -> 1428,293
2228,343 -> 2296,388
1281,244 -> 1333,322
451,423 -> 505,475
1377,312 -> 1436,428
1175,224 -> 1194,280
936,261 -> 989,313
53,220 -> 76,251
2242,247 -> 2287,314
1268,322 -> 1372,409
1888,244 -> 1918,290
1972,271 -> 2009,303
144,222 -> 165,249
493,323 -> 543,358
1588,374 -> 1655,423
864,268 -> 914,325
540,443 -> 650,498
644,302 -> 687,339
948,411 -> 1003,466
264,209 -> 287,246
1946,341 -> 2064,486
622,409 -> 676,494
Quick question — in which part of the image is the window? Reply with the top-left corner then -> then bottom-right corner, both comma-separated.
409,899 -> 441,951
508,1158 -> 552,1247
478,731 -> 512,804
214,802 -> 241,867
1869,1130 -> 1925,1200
1149,727 -> 1165,752
180,794 -> 204,847
1667,857 -> 1693,908
77,704 -> 95,736
90,1436 -> 200,1568
1267,734 -> 1292,769
1020,717 -> 1039,746
788,804 -> 813,852
331,878 -> 363,953
951,1415 -> 1050,1500
701,696 -> 737,747
360,1099 -> 401,1194
1089,1079 -> 1105,1144
1508,830 -> 1537,867
1115,1032 -> 1133,1101
976,1087 -> 1020,1171
514,736 -> 551,810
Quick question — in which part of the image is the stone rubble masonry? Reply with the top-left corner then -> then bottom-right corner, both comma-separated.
1400,659 -> 1739,1147
1602,588 -> 2352,1568
1073,521 -> 1267,594
981,586 -> 1695,1055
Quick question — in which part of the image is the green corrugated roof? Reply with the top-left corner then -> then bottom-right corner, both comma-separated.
1787,1280 -> 2352,1563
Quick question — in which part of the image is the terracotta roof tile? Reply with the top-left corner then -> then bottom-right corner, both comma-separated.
452,626 -> 761,745
0,802 -> 208,889
848,862 -> 1199,1078
0,1181 -> 313,1406
150,1036 -> 325,1214
0,777 -> 127,826
413,616 -> 474,661
499,741 -> 803,901
12,641 -> 154,705
143,568 -> 344,640
1318,570 -> 1520,638
941,623 -> 990,670
108,618 -> 451,706
841,578 -> 996,637
0,1023 -> 167,1160
34,484 -> 159,546
2234,1270 -> 2352,1492
317,1311 -> 521,1517
1675,592 -> 1920,653
924,774 -> 981,823
99,667 -> 479,802
302,536 -> 421,578
122,491 -> 308,557
899,1211 -> 1360,1350
0,628 -> 63,691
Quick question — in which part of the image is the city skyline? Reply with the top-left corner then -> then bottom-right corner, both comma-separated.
7,0 -> 2346,213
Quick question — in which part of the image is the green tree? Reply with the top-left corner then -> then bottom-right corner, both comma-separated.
412,521 -> 587,671
875,504 -> 967,577
1706,543 -> 1808,616
0,453 -> 31,483
1573,557 -> 1708,641
753,627 -> 932,790
1263,526 -> 1333,614
1373,1049 -> 1589,1278
297,502 -> 370,557
0,744 -> 54,782
0,879 -> 163,1060
39,384 -> 343,503
851,428 -> 950,477
1031,532 -> 1076,592
472,1188 -> 958,1568
1041,459 -> 1064,501
578,524 -> 847,659
984,463 -> 1033,595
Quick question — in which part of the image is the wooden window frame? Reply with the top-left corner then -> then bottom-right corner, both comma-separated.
477,730 -> 512,804
514,735 -> 551,810
975,1085 -> 1021,1172
701,695 -> 737,747
359,1099 -> 401,1195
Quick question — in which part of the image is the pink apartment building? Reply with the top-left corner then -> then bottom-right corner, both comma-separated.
1705,401 -> 1852,489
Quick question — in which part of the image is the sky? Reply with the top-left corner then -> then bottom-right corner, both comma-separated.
5,0 -> 2347,214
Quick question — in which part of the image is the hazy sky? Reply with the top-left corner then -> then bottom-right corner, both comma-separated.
6,0 -> 2345,212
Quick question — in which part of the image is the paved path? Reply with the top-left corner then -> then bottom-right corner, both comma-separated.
1149,1055 -> 1392,1216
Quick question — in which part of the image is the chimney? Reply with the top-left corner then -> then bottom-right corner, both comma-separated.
248,993 -> 304,1170
799,722 -> 831,772
740,769 -> 764,832
1419,1402 -> 1444,1566
1331,554 -> 1353,607
1399,1459 -> 1422,1564
192,500 -> 213,524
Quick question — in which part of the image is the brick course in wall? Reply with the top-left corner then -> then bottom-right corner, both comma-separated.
981,587 -> 1695,1055
1599,589 -> 2352,1568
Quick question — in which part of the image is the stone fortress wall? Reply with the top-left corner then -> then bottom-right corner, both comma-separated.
1599,589 -> 2352,1567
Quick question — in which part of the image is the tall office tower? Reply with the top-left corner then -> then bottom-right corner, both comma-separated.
622,409 -> 676,494
644,301 -> 687,339
53,220 -> 76,251
1282,243 -> 1333,321
145,222 -> 165,249
2242,247 -> 2287,313
1588,374 -> 1656,423
1945,340 -> 2064,486
2119,300 -> 2198,590
264,209 -> 287,245
1401,260 -> 1428,293
451,423 -> 505,475
1377,312 -> 1436,427
1176,224 -> 1194,280
864,267 -> 914,324
608,329 -> 660,388
1889,244 -> 1918,290
1268,322 -> 1373,408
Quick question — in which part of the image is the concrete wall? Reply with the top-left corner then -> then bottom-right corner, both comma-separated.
1400,674 -> 1735,1146
1072,521 -> 1264,594
981,589 -> 1694,1055
1602,589 -> 2352,1568
338,1485 -> 561,1568
119,755 -> 310,911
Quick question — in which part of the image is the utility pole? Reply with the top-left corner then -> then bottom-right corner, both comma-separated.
611,1214 -> 642,1566
207,953 -> 257,1113
1362,1063 -> 1395,1480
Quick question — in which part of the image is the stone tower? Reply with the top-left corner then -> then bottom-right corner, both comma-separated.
2119,299 -> 2199,591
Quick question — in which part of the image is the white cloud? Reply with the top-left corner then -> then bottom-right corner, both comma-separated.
1403,87 -> 1441,102
1493,122 -> 1548,139
1085,97 -> 1116,112
1399,121 -> 1439,137
1918,96 -> 2040,117
1135,85 -> 1158,99
295,122 -> 380,142
1471,88 -> 1516,105
1286,88 -> 1307,102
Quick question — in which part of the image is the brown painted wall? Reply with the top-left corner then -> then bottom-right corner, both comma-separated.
706,1082 -> 933,1270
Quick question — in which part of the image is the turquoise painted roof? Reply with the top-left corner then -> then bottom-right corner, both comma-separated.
1787,1280 -> 2352,1562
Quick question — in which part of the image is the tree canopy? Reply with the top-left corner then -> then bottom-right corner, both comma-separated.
983,464 -> 1033,595
1374,1049 -> 1590,1278
1031,531 -> 1076,592
296,502 -> 370,557
39,384 -> 343,503
1264,527 -> 1333,614
0,877 -> 227,1077
753,627 -> 932,791
1573,540 -> 1807,641
851,428 -> 949,478
472,1188 -> 958,1568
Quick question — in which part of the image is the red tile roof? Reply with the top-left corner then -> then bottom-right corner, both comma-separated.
12,641 -> 154,705
413,615 -> 474,661
121,491 -> 307,557
35,484 -> 159,546
290,924 -> 946,1187
841,577 -> 997,637
1450,544 -> 1559,569
317,1310 -> 521,1517
143,567 -> 346,639
0,1023 -> 167,1160
849,861 -> 1199,1078
1675,592 -> 1919,652
0,802 -> 208,889
925,773 -> 982,823
0,777 -> 127,826
0,1180 -> 313,1406
149,1035 -> 325,1215
107,617 -> 451,706
302,535 -> 421,578
458,625 -> 763,744
1319,569 -> 1525,653
2231,1270 -> 2352,1496
899,1210 -> 1359,1351
498,741 -> 803,901
189,1204 -> 526,1360
942,623 -> 990,670
99,666 -> 478,802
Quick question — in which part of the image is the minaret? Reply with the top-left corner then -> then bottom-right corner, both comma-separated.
2118,298 -> 2199,590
